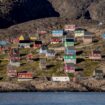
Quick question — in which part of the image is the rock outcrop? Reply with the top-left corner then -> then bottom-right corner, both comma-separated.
89,0 -> 105,21
0,79 -> 105,92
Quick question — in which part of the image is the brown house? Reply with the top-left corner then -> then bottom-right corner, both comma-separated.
89,50 -> 102,60
83,32 -> 93,44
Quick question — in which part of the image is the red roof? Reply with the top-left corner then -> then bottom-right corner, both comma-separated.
18,72 -> 33,79
51,38 -> 61,42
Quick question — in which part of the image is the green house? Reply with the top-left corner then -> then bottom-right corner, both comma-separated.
64,55 -> 76,60
64,38 -> 74,47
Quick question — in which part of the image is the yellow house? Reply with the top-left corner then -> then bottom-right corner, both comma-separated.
29,34 -> 37,41
19,35 -> 25,41
19,35 -> 30,41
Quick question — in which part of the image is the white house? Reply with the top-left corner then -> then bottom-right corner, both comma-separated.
64,25 -> 76,31
52,77 -> 70,82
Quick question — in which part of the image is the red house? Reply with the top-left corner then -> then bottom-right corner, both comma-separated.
64,63 -> 75,73
51,38 -> 62,44
34,41 -> 42,48
17,71 -> 33,81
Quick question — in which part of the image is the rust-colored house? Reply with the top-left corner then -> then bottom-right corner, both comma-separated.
17,71 -> 33,81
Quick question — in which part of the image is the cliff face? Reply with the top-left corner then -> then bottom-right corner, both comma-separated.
0,0 -> 105,28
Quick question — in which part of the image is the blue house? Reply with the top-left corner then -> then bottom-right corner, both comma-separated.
52,30 -> 63,37
0,40 -> 9,46
65,47 -> 76,55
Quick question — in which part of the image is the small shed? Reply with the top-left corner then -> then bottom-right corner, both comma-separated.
83,32 -> 93,44
9,60 -> 20,67
89,50 -> 102,60
9,56 -> 20,67
93,69 -> 104,80
52,77 -> 70,82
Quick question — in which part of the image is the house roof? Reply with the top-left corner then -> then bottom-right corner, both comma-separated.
95,70 -> 103,73
65,38 -> 75,42
75,28 -> 86,31
19,40 -> 32,43
35,41 -> 42,44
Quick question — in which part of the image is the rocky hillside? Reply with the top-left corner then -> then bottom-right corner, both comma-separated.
0,0 -> 105,28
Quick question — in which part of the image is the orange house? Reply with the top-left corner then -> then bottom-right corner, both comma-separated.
18,72 -> 33,81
